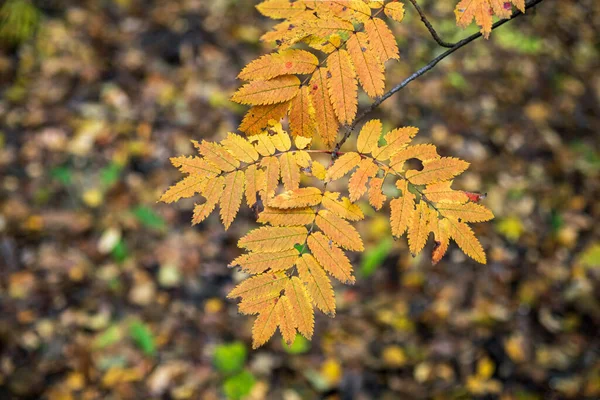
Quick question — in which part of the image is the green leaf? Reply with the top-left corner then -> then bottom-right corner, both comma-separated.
50,166 -> 73,185
294,243 -> 309,254
132,206 -> 166,230
579,243 -> 600,269
129,321 -> 155,356
111,239 -> 128,263
94,325 -> 122,349
282,334 -> 310,354
100,163 -> 122,187
214,341 -> 247,374
360,238 -> 393,278
223,371 -> 255,400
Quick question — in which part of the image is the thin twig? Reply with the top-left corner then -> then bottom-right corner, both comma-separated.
407,0 -> 456,48
333,0 -> 546,153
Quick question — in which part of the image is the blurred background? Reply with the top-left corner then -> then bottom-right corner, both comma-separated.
0,0 -> 599,399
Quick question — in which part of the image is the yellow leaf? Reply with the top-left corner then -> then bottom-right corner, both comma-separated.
197,141 -> 240,172
308,231 -> 356,284
390,180 -> 415,237
279,152 -> 301,190
357,119 -> 382,154
318,1 -> 372,23
348,158 -> 378,201
192,176 -> 225,224
384,1 -> 405,22
347,32 -> 385,98
239,102 -> 290,135
364,17 -> 399,62
372,126 -> 419,161
230,249 -> 299,274
258,207 -> 316,226
250,133 -> 276,156
298,17 -> 355,38
423,181 -> 469,203
389,144 -> 439,170
311,160 -> 327,180
327,49 -> 358,124
294,150 -> 312,168
160,175 -> 208,204
256,0 -> 307,19
222,133 -> 259,163
436,202 -> 494,223
266,123 -> 292,151
408,202 -> 431,255
238,49 -> 319,81
325,152 -> 361,181
244,164 -> 264,207
238,226 -> 308,252
296,253 -> 336,316
251,298 -> 278,349
289,85 -> 317,138
231,75 -> 301,106
406,157 -> 470,185
269,187 -> 323,209
169,156 -> 221,175
239,296 -> 279,316
455,0 -> 524,39
430,216 -> 450,265
322,191 -> 364,221
368,177 -> 386,210
286,277 -> 314,339
275,296 -> 297,346
220,170 -> 245,229
261,155 -> 280,199
310,68 -> 339,148
261,19 -> 307,48
316,210 -> 364,251
446,218 -> 487,263
294,136 -> 312,150
228,271 -> 289,300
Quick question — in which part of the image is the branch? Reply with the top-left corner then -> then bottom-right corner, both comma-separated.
407,0 -> 457,48
334,0 -> 546,153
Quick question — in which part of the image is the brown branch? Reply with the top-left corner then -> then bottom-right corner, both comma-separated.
333,0 -> 546,154
407,0 -> 457,48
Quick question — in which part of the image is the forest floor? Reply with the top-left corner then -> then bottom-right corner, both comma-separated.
0,1 -> 599,399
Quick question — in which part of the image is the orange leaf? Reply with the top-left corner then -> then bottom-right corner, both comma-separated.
239,49 -> 318,81
269,187 -> 323,209
238,226 -> 308,252
347,32 -> 385,98
231,75 -> 300,106
310,68 -> 339,148
348,158 -> 378,202
316,210 -> 364,251
364,17 -> 399,62
220,170 -> 245,230
325,152 -> 361,181
357,119 -> 382,154
327,49 -> 358,124
390,180 -> 415,237
192,176 -> 224,225
307,232 -> 356,284
296,254 -> 336,316
289,85 -> 317,138
239,102 -> 290,135
230,249 -> 299,274
285,277 -> 314,339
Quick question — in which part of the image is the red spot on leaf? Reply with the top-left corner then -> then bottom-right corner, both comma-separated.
504,2 -> 512,10
285,61 -> 293,69
312,84 -> 318,91
463,191 -> 487,203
